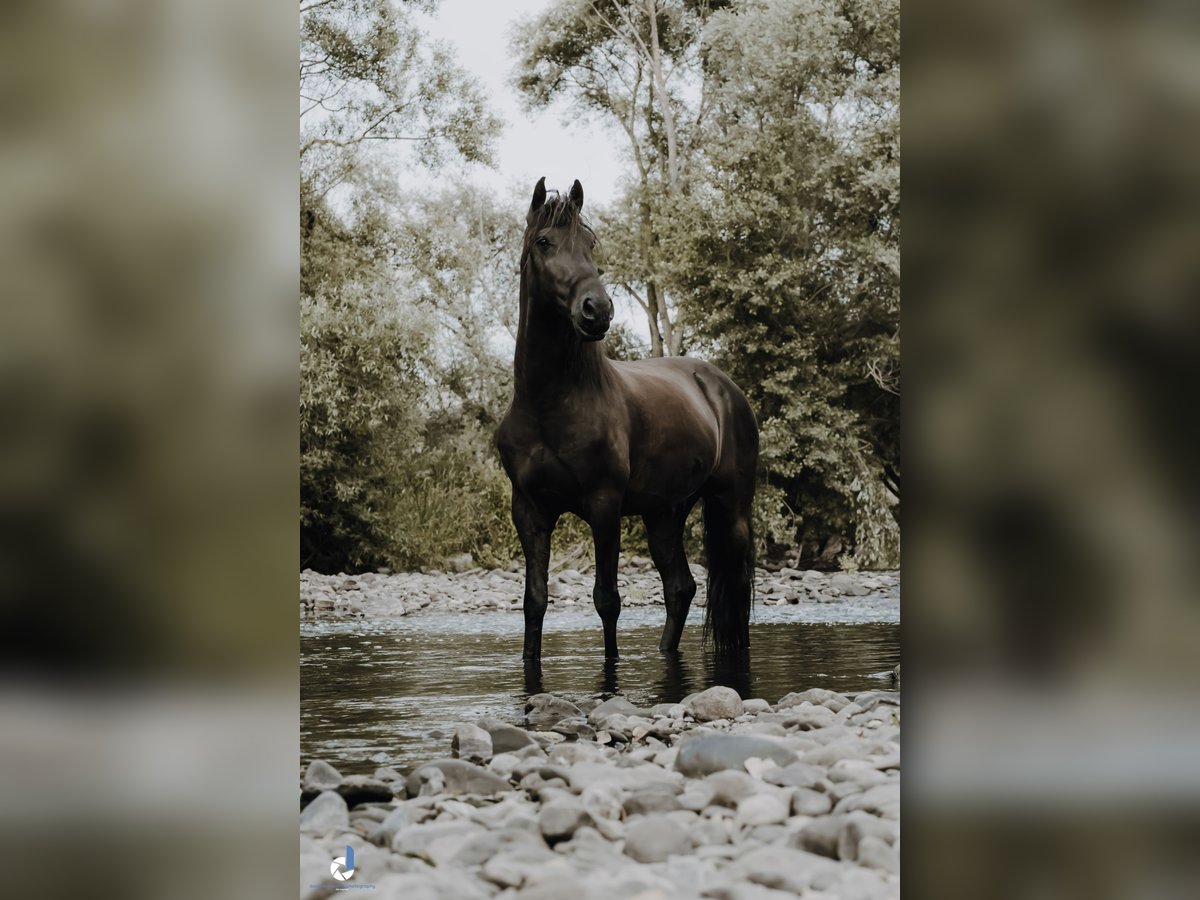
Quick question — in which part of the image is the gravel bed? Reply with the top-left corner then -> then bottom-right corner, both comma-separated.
301,683 -> 900,899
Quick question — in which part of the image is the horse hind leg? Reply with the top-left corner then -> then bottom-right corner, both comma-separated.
645,507 -> 697,652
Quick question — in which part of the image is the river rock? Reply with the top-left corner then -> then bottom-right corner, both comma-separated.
777,688 -> 850,713
736,793 -> 791,827
588,695 -> 641,725
729,844 -> 844,894
624,814 -> 691,863
392,821 -> 484,860
368,802 -> 432,846
302,759 -> 342,792
703,770 -> 763,807
337,774 -> 395,806
791,787 -> 834,817
623,786 -> 682,816
792,811 -> 897,861
676,734 -> 797,776
526,693 -> 583,726
478,717 -> 538,753
299,789 -> 348,834
538,797 -> 592,844
445,552 -> 474,572
451,723 -> 493,761
835,781 -> 900,819
406,758 -> 511,797
685,686 -> 744,722
481,846 -> 568,889
855,834 -> 900,875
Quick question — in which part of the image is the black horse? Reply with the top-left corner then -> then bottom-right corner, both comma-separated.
497,178 -> 758,660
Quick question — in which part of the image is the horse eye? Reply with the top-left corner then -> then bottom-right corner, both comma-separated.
536,237 -> 551,248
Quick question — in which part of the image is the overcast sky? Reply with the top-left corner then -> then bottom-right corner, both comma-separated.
419,0 -> 627,208
418,0 -> 648,342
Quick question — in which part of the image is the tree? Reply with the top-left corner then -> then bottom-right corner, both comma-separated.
513,0 -> 721,357
300,0 -> 503,571
669,0 -> 900,566
301,0 -> 499,201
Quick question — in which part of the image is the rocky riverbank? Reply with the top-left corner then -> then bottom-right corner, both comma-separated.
300,564 -> 899,620
301,684 -> 900,899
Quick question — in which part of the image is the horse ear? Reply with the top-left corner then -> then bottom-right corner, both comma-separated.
569,179 -> 584,211
528,177 -> 547,224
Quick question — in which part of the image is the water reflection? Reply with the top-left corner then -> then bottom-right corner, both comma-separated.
301,609 -> 899,775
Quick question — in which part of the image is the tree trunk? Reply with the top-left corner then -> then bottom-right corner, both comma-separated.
645,281 -> 665,357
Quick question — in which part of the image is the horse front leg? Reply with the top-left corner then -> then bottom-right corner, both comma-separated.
588,498 -> 623,658
514,493 -> 555,660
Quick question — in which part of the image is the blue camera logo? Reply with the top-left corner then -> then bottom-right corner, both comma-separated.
330,845 -> 355,882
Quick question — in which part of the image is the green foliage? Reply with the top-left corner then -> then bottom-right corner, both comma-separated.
662,0 -> 900,566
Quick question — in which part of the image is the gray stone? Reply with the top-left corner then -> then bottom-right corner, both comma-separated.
302,758 -> 342,792
736,793 -> 790,826
742,698 -> 772,714
526,693 -> 583,727
792,812 -> 897,860
781,702 -> 838,731
685,686 -> 744,722
478,717 -> 538,753
623,786 -> 682,816
588,696 -> 640,725
777,688 -> 850,713
703,770 -> 762,807
835,780 -> 900,819
675,734 -> 796,776
368,802 -> 431,846
550,717 -> 596,741
405,758 -> 511,797
538,797 -> 592,844
299,789 -> 348,834
827,867 -> 896,900
855,835 -> 900,875
451,723 -> 493,761
790,787 -> 833,817
763,762 -> 825,789
624,814 -> 691,864
689,817 -> 730,847
837,812 -> 899,861
730,844 -> 844,894
391,821 -> 485,861
481,847 -> 567,889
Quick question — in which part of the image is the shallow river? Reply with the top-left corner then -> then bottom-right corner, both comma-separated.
301,603 -> 899,775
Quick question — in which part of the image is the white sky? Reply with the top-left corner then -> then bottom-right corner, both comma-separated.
412,0 -> 649,344
418,0 -> 627,208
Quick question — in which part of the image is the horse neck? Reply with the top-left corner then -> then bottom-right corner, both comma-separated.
514,277 -> 609,406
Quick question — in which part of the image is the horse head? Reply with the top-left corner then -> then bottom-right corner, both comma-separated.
522,177 -> 613,342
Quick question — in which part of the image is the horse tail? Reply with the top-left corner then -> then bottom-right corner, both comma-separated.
702,496 -> 754,652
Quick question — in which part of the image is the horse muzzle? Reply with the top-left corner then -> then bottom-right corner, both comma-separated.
574,290 -> 612,341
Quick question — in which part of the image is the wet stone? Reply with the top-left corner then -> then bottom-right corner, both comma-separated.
478,716 -> 538,753
406,758 -> 511,797
302,758 -> 342,792
686,686 -> 745,722
451,723 -> 493,762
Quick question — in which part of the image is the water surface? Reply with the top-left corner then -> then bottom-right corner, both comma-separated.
302,604 -> 899,775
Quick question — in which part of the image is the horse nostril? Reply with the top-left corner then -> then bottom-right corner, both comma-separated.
581,296 -> 598,320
